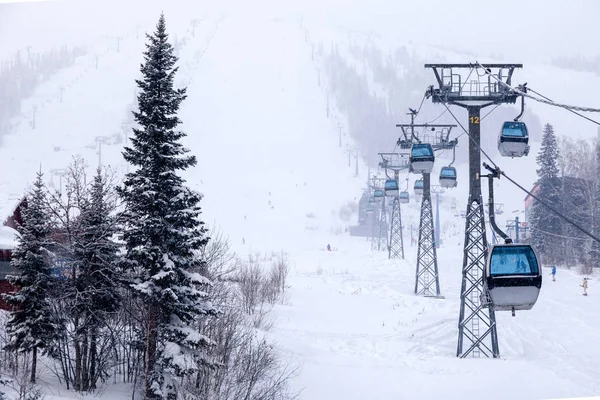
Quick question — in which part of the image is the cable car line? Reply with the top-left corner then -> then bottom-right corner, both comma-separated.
415,92 -> 427,116
497,169 -> 600,244
528,226 -> 589,242
432,102 -> 498,159
423,108 -> 448,124
476,63 -> 600,114
525,86 -> 600,126
440,101 -> 500,169
481,104 -> 501,122
440,98 -> 600,245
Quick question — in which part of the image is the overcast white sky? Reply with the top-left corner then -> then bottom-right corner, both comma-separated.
1,0 -> 598,61
300,0 -> 599,63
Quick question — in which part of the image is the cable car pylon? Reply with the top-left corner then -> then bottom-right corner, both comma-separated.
431,184 -> 445,248
378,195 -> 388,251
369,175 -> 387,251
414,173 -> 441,297
389,195 -> 404,259
379,153 -> 410,259
425,62 -> 524,358
396,111 -> 456,297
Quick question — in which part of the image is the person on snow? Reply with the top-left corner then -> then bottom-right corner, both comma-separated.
551,266 -> 556,281
327,244 -> 331,251
582,278 -> 588,296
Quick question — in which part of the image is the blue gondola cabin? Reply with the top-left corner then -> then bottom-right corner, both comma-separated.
399,191 -> 410,204
439,167 -> 457,188
384,179 -> 399,197
409,143 -> 435,174
414,179 -> 424,196
498,121 -> 530,158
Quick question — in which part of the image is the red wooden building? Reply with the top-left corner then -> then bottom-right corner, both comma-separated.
0,197 -> 26,310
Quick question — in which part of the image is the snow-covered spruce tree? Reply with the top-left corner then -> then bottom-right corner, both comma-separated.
530,123 -> 562,264
3,172 -> 57,384
72,167 -> 121,391
118,13 -> 216,400
45,160 -> 127,391
587,141 -> 600,271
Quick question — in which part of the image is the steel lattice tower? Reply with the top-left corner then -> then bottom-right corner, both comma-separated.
378,154 -> 410,259
377,196 -> 388,251
456,197 -> 498,357
425,63 -> 523,358
368,176 -> 388,251
395,120 -> 455,296
389,196 -> 404,259
415,173 -> 440,296
370,203 -> 378,250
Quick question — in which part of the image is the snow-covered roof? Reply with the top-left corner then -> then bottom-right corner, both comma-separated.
0,191 -> 26,227
0,225 -> 19,250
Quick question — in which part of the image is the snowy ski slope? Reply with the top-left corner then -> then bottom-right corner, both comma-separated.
274,238 -> 600,400
303,19 -> 600,237
0,8 -> 599,400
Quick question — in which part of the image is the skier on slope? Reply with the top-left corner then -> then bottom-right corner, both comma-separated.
551,265 -> 556,282
582,278 -> 588,296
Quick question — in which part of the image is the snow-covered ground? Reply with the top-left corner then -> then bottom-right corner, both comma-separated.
1,7 -> 599,400
274,235 -> 600,400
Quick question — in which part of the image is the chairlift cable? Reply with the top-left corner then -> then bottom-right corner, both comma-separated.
434,102 -> 497,158
481,104 -> 501,121
500,172 -> 600,244
528,226 -> 589,242
440,102 -> 600,245
440,102 -> 500,170
526,87 -> 600,126
415,92 -> 427,116
475,63 -> 600,114
423,108 -> 448,124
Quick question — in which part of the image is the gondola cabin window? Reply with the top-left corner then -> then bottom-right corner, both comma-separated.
490,246 -> 539,276
441,168 -> 456,177
413,147 -> 427,157
501,122 -> 528,137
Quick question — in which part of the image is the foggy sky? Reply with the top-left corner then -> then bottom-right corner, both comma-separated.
1,0 -> 598,64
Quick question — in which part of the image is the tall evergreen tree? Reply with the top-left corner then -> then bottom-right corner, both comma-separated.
3,172 -> 57,383
72,168 -> 121,391
588,141 -> 600,271
530,123 -> 562,264
536,123 -> 560,179
118,14 -> 215,399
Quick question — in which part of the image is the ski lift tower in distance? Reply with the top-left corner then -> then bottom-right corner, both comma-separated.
369,175 -> 388,252
379,152 -> 410,259
396,117 -> 457,298
424,63 -> 523,359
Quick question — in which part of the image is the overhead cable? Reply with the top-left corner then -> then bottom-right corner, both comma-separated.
440,100 -> 600,245
476,62 -> 600,114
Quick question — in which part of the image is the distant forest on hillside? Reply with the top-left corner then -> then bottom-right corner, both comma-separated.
310,36 -> 544,168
